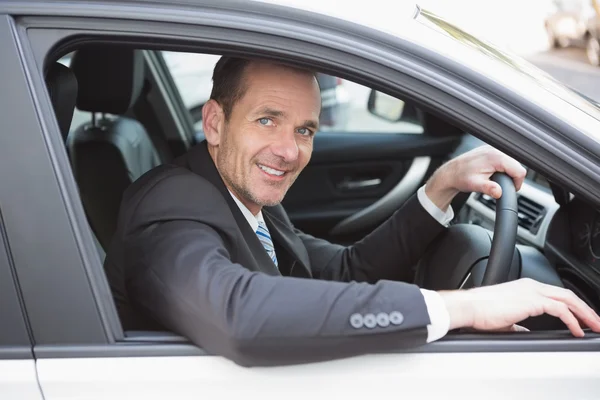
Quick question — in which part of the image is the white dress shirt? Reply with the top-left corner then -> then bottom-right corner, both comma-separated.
229,190 -> 265,233
228,186 -> 452,343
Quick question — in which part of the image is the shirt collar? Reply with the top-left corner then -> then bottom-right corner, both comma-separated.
228,190 -> 264,233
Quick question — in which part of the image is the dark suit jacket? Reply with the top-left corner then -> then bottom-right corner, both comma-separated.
104,141 -> 446,366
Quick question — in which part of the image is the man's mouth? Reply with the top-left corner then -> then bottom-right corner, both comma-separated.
257,163 -> 287,177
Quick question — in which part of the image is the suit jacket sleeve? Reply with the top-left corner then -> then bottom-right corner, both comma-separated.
122,169 -> 433,367
295,194 -> 447,283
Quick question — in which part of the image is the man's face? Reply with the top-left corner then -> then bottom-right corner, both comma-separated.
208,62 -> 321,214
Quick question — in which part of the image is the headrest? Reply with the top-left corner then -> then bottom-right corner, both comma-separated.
70,45 -> 144,115
45,62 -> 78,141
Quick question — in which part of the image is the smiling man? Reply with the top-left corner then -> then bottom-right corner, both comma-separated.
205,59 -> 319,215
104,56 -> 600,367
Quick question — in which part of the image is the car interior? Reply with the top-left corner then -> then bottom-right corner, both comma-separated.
44,42 -> 600,340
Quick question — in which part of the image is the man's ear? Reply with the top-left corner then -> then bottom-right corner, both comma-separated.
202,99 -> 224,146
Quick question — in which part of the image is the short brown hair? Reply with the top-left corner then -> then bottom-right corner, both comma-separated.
209,57 -> 252,121
209,56 -> 320,121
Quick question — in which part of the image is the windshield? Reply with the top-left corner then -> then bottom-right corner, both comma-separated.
416,8 -> 600,124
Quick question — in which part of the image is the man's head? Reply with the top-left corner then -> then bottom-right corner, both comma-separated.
202,56 -> 321,215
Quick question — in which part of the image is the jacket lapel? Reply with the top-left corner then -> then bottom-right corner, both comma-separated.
263,208 -> 312,278
182,141 -> 280,276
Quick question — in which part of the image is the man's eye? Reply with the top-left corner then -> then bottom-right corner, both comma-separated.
258,118 -> 273,126
297,127 -> 313,136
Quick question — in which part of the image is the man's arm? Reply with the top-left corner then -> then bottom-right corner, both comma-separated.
125,179 -> 600,367
120,156 -> 600,367
123,171 -> 433,366
295,192 -> 446,283
298,146 -> 529,282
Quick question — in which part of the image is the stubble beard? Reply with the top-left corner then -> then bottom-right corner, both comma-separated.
217,136 -> 297,208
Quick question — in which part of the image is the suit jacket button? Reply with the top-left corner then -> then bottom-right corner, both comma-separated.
350,313 -> 364,329
363,313 -> 377,329
389,311 -> 405,326
376,313 -> 390,327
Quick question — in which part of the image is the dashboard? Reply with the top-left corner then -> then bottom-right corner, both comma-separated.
560,196 -> 600,272
462,178 -> 560,249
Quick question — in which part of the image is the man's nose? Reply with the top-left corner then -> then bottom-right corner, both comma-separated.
271,129 -> 299,162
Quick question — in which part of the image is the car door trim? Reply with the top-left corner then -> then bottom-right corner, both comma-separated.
4,16 -> 112,345
0,347 -> 34,360
33,331 -> 600,359
330,156 -> 430,236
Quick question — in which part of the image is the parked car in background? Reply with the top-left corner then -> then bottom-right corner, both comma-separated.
586,1 -> 600,65
544,0 -> 600,65
545,0 -> 591,48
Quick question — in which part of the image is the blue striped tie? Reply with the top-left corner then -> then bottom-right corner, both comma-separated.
256,220 -> 278,267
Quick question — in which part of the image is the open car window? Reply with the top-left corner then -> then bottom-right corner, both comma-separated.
161,51 -> 424,135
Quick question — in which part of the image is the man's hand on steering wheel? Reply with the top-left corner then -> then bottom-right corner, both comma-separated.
424,145 -> 527,212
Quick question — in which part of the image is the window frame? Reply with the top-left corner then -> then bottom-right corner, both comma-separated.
0,15 -> 116,348
10,5 -> 600,359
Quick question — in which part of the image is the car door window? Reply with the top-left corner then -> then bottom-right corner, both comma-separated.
161,51 -> 423,135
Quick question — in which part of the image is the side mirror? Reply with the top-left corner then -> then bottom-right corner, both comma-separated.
367,89 -> 422,124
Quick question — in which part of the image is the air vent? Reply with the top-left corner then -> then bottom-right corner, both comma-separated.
517,196 -> 546,233
478,193 -> 497,210
476,193 -> 546,234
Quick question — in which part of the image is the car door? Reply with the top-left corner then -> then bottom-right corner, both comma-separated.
161,52 -> 464,244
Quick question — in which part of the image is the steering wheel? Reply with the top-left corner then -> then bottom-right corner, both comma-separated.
480,172 -> 519,286
414,172 -> 519,289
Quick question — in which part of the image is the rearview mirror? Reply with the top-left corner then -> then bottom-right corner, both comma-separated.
367,89 -> 421,124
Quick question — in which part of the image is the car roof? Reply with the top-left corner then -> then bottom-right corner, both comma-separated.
256,0 -> 419,34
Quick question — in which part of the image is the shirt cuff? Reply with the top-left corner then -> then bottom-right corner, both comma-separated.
417,185 -> 454,227
420,289 -> 450,343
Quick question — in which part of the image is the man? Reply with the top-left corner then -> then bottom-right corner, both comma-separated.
104,57 -> 600,367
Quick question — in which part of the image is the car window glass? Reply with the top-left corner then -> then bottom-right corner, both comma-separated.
161,51 -> 423,135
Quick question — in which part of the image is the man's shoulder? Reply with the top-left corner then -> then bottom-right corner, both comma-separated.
121,162 -> 229,218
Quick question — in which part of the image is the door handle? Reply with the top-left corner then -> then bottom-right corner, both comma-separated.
337,178 -> 382,191
331,157 -> 431,236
